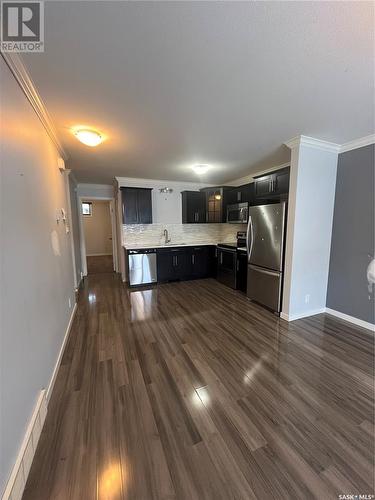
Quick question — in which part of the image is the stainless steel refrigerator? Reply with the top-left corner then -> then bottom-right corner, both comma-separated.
246,202 -> 286,313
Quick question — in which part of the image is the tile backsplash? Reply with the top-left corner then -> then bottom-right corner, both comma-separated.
122,223 -> 246,247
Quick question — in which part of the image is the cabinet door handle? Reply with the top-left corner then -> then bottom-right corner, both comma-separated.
192,254 -> 195,265
236,260 -> 239,271
220,253 -> 223,265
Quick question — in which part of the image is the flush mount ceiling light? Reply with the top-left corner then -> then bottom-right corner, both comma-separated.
192,164 -> 210,175
74,129 -> 102,147
159,187 -> 173,194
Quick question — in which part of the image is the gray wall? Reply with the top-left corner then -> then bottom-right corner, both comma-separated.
327,144 -> 375,324
0,59 -> 76,492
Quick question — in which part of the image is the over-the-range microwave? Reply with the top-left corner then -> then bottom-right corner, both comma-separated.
227,202 -> 249,223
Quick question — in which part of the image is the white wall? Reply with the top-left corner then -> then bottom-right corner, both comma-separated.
0,58 -> 76,493
282,140 -> 338,320
77,183 -> 114,199
116,176 -> 211,224
83,200 -> 112,255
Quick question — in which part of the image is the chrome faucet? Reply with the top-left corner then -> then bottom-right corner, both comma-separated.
163,228 -> 171,244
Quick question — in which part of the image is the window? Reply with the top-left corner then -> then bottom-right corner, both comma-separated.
82,202 -> 92,216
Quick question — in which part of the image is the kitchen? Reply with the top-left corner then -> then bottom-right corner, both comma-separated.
121,165 -> 290,315
2,1 -> 374,499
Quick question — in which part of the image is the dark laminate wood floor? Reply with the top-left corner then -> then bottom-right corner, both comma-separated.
87,255 -> 114,275
23,274 -> 374,499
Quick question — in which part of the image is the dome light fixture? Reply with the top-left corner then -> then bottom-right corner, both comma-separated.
192,163 -> 210,175
74,129 -> 102,147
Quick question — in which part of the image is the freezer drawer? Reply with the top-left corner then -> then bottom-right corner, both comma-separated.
247,264 -> 282,312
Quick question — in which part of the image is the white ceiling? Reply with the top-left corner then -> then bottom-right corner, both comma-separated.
22,1 -> 374,184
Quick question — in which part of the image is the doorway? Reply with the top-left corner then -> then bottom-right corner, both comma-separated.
80,199 -> 116,275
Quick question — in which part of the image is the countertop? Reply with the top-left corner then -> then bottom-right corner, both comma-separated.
123,242 -> 227,250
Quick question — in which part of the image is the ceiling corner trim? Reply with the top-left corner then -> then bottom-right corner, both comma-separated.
1,53 -> 68,160
285,135 -> 340,153
284,136 -> 301,150
339,134 -> 375,153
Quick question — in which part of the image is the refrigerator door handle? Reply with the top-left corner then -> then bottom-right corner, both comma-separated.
247,216 -> 254,262
249,264 -> 280,277
246,216 -> 251,256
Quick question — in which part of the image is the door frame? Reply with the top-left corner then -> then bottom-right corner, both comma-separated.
78,195 -> 118,276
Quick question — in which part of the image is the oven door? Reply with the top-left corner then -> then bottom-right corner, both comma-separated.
217,247 -> 237,288
227,203 -> 248,223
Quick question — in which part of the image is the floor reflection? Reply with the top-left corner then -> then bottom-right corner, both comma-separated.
98,462 -> 122,499
195,386 -> 211,407
129,288 -> 156,322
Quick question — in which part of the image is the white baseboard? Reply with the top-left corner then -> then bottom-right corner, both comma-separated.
280,308 -> 326,322
325,307 -> 375,332
46,302 -> 77,401
1,390 -> 47,500
281,307 -> 375,332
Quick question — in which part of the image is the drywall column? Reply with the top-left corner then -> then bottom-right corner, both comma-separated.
281,136 -> 339,321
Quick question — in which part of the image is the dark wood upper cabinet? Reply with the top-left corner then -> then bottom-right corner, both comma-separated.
121,187 -> 152,224
227,183 -> 254,205
200,187 -> 232,223
254,167 -> 290,201
181,191 -> 206,223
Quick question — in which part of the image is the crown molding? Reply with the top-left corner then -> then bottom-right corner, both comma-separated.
226,162 -> 290,186
285,133 -> 375,154
285,135 -> 340,153
115,176 -> 213,189
1,53 -> 68,160
339,134 -> 375,153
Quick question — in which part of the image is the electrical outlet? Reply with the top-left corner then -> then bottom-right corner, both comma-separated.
305,294 -> 310,304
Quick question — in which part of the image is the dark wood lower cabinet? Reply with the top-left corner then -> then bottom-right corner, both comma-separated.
157,246 -> 214,282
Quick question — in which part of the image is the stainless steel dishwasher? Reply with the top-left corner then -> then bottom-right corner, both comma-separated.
127,248 -> 157,286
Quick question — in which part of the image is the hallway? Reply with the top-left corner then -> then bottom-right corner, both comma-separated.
87,255 -> 114,275
22,275 -> 374,499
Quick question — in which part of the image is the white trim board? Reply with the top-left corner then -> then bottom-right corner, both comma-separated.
1,53 -> 67,160
325,308 -> 375,333
46,302 -> 77,401
115,176 -> 212,190
280,307 -> 375,332
280,308 -> 326,322
1,391 -> 47,500
86,253 -> 113,257
285,135 -> 340,153
285,134 -> 375,154
339,134 -> 375,153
